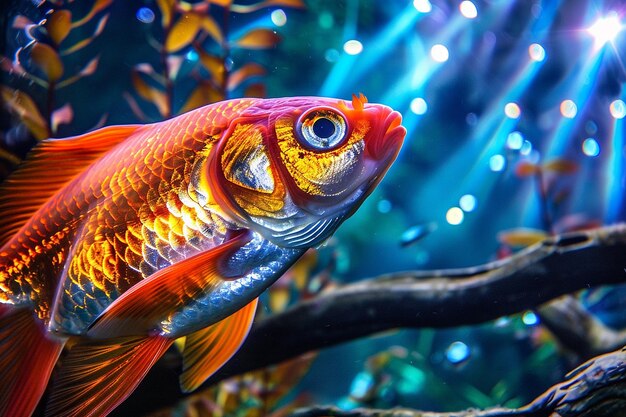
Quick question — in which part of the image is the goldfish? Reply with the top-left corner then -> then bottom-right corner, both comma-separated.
0,94 -> 405,417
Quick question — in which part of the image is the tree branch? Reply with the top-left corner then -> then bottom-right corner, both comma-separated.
290,345 -> 626,417
114,224 -> 626,417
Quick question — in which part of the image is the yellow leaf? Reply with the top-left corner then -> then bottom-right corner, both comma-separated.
497,228 -> 548,247
156,0 -> 175,27
233,28 -> 280,49
179,82 -> 223,114
197,49 -> 224,84
0,86 -> 49,140
72,0 -> 113,27
165,13 -> 202,53
209,0 -> 232,6
46,10 -> 72,45
227,63 -> 265,91
200,15 -> 223,45
31,43 -> 64,82
132,71 -> 169,117
269,286 -> 290,312
543,158 -> 579,175
61,14 -> 109,55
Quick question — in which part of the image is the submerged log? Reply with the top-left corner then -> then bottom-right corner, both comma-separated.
114,224 -> 626,417
290,345 -> 626,417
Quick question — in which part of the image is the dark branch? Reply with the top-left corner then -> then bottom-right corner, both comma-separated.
290,345 -> 626,417
115,224 -> 626,417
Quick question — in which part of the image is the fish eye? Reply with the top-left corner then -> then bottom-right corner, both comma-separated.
296,108 -> 347,150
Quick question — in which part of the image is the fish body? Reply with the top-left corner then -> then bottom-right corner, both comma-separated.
0,95 -> 404,416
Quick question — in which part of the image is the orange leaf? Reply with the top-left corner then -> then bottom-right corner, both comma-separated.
515,161 -> 539,177
156,0 -> 175,27
543,158 -> 579,175
46,10 -> 72,45
132,71 -> 169,117
197,49 -> 224,84
265,0 -> 306,8
179,82 -> 223,114
200,15 -> 223,45
62,14 -> 109,55
31,43 -> 64,82
165,13 -> 202,53
227,63 -> 266,91
56,56 -> 100,88
209,0 -> 232,6
244,83 -> 266,98
51,103 -> 73,133
72,0 -> 113,27
497,228 -> 548,247
233,29 -> 280,49
0,86 -> 49,140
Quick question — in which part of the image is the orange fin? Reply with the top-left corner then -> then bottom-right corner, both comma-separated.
180,297 -> 258,392
88,231 -> 252,338
0,307 -> 64,417
0,124 -> 142,247
45,335 -> 173,417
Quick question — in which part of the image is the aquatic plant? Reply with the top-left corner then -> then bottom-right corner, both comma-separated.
127,0 -> 305,120
0,0 -> 112,141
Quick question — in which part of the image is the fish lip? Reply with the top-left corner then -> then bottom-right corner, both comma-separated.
367,109 -> 405,162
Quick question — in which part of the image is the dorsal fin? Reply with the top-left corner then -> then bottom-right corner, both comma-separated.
0,124 -> 143,247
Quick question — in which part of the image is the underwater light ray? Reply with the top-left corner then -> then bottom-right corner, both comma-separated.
543,51 -> 604,158
320,5 -> 420,97
605,107 -> 625,223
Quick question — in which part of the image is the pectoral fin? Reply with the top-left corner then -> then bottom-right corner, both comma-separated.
88,231 -> 252,338
180,297 -> 258,392
45,335 -> 173,417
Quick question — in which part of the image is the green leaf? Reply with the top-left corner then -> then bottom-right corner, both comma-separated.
165,13 -> 202,53
31,43 -> 64,82
233,29 -> 280,49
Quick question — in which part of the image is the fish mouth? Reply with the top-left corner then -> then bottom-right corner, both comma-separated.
366,108 -> 406,162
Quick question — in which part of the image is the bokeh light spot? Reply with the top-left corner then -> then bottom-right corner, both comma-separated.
410,97 -> 428,115
343,40 -> 363,55
520,140 -> 533,155
413,0 -> 432,13
504,102 -> 521,119
582,138 -> 600,157
528,43 -> 546,61
186,50 -> 198,61
136,7 -> 155,23
459,1 -> 478,19
489,154 -> 506,171
506,131 -> 524,150
588,12 -> 622,47
459,194 -> 477,212
560,100 -> 577,118
446,207 -> 464,225
271,9 -> 287,27
325,48 -> 340,62
446,341 -> 470,364
610,99 -> 626,119
430,44 -> 449,62
522,311 -> 539,326
377,199 -> 392,213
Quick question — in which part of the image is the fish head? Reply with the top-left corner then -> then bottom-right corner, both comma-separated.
209,95 -> 405,247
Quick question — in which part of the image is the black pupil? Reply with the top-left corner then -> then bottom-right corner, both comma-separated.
312,117 -> 335,139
